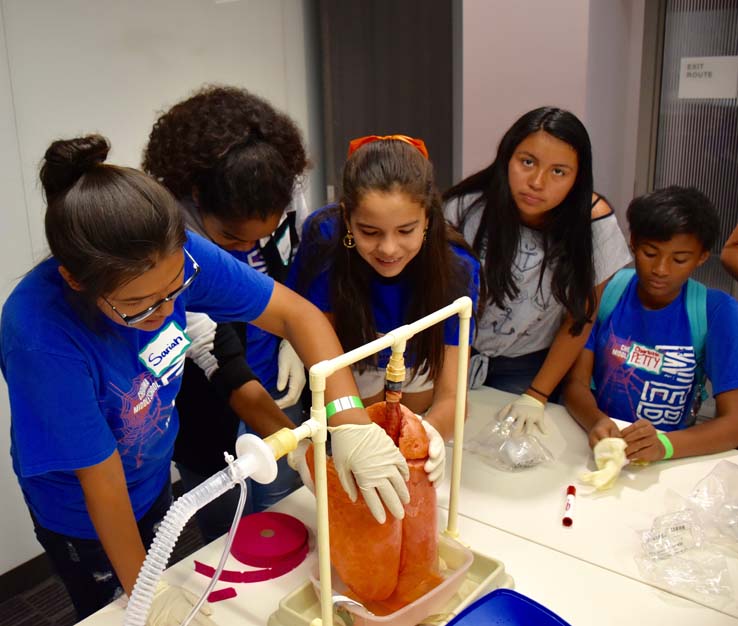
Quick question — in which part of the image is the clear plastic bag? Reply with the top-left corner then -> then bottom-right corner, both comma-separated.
464,415 -> 553,471
636,549 -> 733,599
687,460 -> 738,545
634,465 -> 738,605
639,509 -> 704,559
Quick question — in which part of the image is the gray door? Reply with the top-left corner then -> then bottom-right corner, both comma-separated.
653,0 -> 738,293
317,0 -> 454,201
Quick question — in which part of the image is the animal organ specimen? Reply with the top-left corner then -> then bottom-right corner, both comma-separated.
307,401 -> 442,613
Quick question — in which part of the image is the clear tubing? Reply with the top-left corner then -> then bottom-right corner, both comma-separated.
181,476 -> 247,626
123,467 -> 236,626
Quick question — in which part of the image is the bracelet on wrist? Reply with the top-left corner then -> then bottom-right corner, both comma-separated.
657,433 -> 674,460
325,395 -> 364,420
527,385 -> 550,400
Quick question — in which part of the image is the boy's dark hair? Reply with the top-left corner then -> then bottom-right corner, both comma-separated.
142,84 -> 307,221
627,186 -> 719,251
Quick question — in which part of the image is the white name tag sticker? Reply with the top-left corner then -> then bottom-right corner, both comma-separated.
139,321 -> 192,378
627,343 -> 663,374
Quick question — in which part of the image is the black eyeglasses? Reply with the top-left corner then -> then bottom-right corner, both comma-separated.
102,248 -> 200,326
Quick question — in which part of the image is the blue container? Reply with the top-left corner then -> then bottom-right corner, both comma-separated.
446,589 -> 572,626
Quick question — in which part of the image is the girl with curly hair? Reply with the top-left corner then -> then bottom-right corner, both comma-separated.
443,107 -> 631,436
143,85 -> 311,540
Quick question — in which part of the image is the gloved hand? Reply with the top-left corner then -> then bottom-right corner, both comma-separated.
185,312 -> 218,379
287,439 -> 314,493
420,418 -> 445,484
580,437 -> 628,490
147,581 -> 216,626
496,393 -> 546,436
329,423 -> 410,524
275,340 -> 306,409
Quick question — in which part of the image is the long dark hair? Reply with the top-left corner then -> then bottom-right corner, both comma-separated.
142,84 -> 307,220
444,107 -> 595,335
297,139 -> 477,380
41,134 -> 185,312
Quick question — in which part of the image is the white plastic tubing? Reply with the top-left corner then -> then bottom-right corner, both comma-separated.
307,296 -> 472,626
123,434 -> 278,626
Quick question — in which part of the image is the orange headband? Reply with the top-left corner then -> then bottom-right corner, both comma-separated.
347,134 -> 429,159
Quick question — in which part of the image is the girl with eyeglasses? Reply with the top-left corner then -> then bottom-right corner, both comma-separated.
443,107 -> 631,436
142,85 -> 310,543
0,135 -> 410,624
290,135 -> 481,481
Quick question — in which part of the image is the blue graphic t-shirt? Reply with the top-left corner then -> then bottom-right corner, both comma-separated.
289,207 -> 480,368
230,247 -> 280,392
586,276 -> 738,431
0,231 -> 274,538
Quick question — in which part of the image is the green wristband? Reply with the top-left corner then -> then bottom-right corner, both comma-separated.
325,395 -> 364,420
657,433 -> 674,460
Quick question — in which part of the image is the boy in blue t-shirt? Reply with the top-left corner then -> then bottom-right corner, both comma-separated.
563,186 -> 738,462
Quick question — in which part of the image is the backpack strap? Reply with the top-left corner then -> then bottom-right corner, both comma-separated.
591,268 -> 636,390
685,278 -> 708,404
598,268 -> 636,324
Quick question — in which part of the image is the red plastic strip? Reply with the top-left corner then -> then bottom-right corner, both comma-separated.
207,587 -> 237,603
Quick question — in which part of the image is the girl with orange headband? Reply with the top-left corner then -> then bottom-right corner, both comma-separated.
290,135 -> 481,482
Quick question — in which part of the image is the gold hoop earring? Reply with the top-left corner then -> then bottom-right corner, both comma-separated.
343,231 -> 356,249
423,227 -> 428,242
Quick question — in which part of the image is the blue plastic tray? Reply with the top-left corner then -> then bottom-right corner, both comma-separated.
446,588 -> 571,626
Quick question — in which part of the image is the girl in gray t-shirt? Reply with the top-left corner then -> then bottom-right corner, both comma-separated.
443,107 -> 631,436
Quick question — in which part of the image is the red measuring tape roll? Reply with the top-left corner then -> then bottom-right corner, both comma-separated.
195,512 -> 309,584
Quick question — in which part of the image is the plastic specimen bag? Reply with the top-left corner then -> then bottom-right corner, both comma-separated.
635,462 -> 738,605
464,414 -> 553,471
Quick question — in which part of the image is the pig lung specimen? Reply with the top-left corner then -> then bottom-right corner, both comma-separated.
308,401 -> 442,611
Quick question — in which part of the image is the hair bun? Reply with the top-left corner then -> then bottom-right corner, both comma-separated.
41,134 -> 110,198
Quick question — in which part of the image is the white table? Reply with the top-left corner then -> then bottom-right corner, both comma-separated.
438,387 -> 738,618
77,387 -> 738,624
77,486 -> 738,625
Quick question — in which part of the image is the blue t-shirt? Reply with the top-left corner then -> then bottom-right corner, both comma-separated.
230,247 -> 280,392
289,207 -> 480,369
586,276 -> 738,431
0,231 -> 274,538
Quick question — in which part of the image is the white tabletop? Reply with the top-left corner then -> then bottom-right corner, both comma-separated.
438,387 -> 738,617
76,489 -> 320,626
77,488 -> 738,625
76,387 -> 738,625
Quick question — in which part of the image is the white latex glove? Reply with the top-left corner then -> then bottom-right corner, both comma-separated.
287,439 -> 314,493
329,423 -> 410,524
496,393 -> 546,436
185,312 -> 218,379
275,340 -> 306,409
420,418 -> 445,484
580,437 -> 628,490
147,581 -> 216,626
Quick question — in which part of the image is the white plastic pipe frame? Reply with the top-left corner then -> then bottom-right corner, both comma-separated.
307,296 -> 473,626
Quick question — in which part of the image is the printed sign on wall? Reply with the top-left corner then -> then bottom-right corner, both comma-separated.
678,56 -> 738,99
